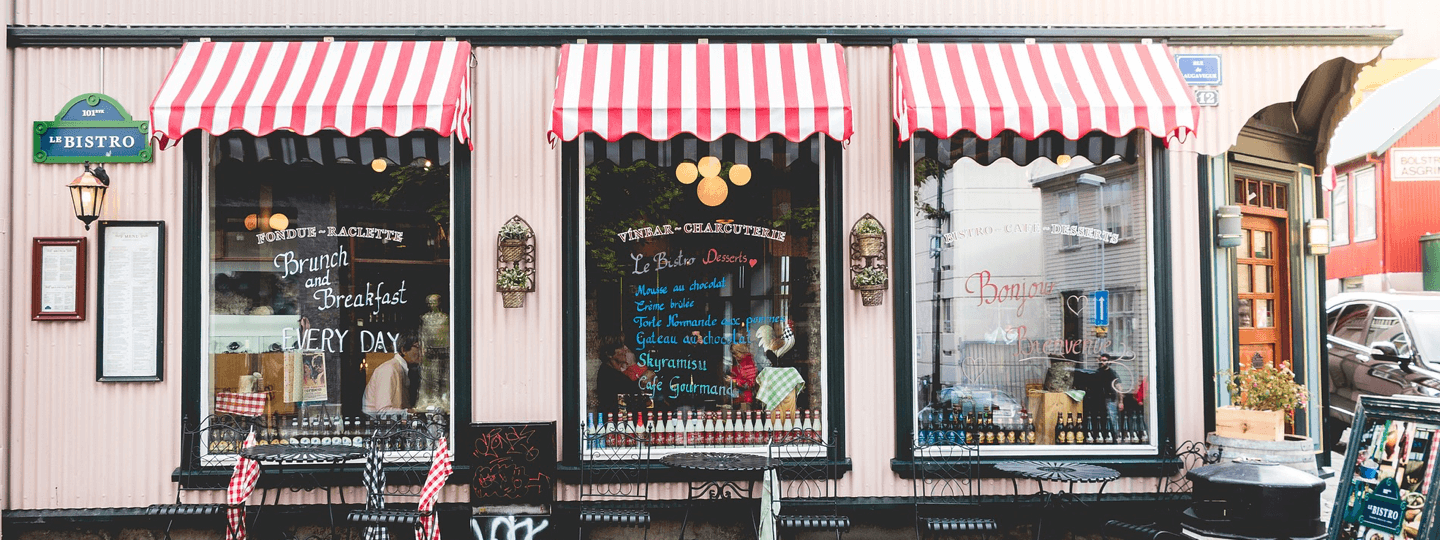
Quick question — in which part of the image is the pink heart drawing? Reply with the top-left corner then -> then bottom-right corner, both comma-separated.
1066,295 -> 1085,316
748,259 -> 758,267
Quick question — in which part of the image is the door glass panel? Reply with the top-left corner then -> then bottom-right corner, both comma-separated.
1238,299 -> 1254,328
1239,229 -> 1251,256
1252,231 -> 1271,259
1255,299 -> 1273,328
1254,265 -> 1272,294
1237,264 -> 1252,293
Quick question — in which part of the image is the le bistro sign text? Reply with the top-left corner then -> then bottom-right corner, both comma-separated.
34,93 -> 153,164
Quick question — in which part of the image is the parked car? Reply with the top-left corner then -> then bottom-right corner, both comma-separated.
1325,291 -> 1440,449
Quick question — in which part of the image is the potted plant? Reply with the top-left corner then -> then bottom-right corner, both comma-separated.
498,221 -> 532,263
496,266 -> 532,308
1215,363 -> 1308,442
854,218 -> 885,257
852,266 -> 888,306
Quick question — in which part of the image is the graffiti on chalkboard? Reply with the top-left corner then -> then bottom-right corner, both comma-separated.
470,422 -> 555,506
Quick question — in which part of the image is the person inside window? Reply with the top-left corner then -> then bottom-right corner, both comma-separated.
595,339 -> 657,414
364,332 -> 421,415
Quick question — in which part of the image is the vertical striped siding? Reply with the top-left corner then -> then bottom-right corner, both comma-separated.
12,0 -> 1383,28
9,47 -> 186,509
5,35 -> 1372,509
1169,45 -> 1384,156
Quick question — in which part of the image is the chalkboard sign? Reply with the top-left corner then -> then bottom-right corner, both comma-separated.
1330,395 -> 1440,540
97,221 -> 165,381
469,422 -> 555,506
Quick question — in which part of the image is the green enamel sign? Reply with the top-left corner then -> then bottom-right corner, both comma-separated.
33,93 -> 152,164
1360,477 -> 1406,534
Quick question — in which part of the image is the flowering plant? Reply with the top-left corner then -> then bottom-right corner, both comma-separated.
1221,364 -> 1308,412
853,266 -> 888,287
498,222 -> 532,241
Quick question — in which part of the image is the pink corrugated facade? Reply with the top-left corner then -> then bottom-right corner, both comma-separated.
1,2 -> 1390,535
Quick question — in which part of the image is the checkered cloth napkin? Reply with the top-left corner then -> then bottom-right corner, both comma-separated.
755,367 -> 805,410
215,392 -> 267,417
362,442 -> 387,540
226,430 -> 262,540
417,437 -> 453,540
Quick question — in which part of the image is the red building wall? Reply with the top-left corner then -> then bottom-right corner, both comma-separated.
1327,106 -> 1440,281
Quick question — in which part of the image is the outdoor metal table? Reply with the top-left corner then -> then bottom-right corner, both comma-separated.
241,443 -> 366,539
661,451 -> 779,540
995,461 -> 1121,540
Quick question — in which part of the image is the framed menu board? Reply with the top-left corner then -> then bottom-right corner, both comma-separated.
31,237 -> 86,320
1330,395 -> 1440,540
96,221 -> 165,382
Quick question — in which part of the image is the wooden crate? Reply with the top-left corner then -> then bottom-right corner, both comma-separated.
1214,406 -> 1284,442
1027,390 -> 1084,445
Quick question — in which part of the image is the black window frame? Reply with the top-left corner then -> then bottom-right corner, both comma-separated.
178,131 -> 474,485
890,136 -> 1180,478
558,138 -> 851,480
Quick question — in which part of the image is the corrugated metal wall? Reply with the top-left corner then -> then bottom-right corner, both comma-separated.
1170,44 -> 1384,157
11,0 -> 1383,28
3,16 -> 1383,511
8,47 -> 184,509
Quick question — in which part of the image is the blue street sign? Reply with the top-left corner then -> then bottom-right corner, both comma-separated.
1093,290 -> 1109,327
1174,54 -> 1222,86
33,93 -> 152,163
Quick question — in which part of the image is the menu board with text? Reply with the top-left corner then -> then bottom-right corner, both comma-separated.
97,221 -> 165,381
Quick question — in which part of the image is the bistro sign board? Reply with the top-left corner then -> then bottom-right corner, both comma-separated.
34,93 -> 152,164
1329,395 -> 1440,540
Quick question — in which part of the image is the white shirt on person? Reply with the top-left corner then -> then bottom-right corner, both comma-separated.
363,354 -> 409,415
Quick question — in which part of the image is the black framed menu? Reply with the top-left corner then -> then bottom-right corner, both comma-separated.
96,221 -> 165,381
32,237 -> 86,321
1330,395 -> 1440,540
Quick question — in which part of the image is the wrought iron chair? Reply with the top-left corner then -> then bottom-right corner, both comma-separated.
911,438 -> 998,540
147,414 -> 266,540
1102,440 -> 1222,540
577,422 -> 652,539
347,417 -> 448,540
768,427 -> 850,538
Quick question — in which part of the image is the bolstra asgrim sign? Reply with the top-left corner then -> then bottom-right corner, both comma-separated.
34,93 -> 152,164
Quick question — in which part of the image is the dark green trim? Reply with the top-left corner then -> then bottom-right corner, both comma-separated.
560,140 -> 581,467
180,132 -> 203,468
891,454 -> 1179,479
554,459 -> 853,484
892,135 -> 915,461
452,142 -> 475,441
7,24 -> 1401,48
1150,138 -> 1178,450
1197,156 -> 1217,434
178,133 -> 472,477
824,137 -> 848,463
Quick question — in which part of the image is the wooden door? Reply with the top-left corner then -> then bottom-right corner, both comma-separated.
1237,214 -> 1291,371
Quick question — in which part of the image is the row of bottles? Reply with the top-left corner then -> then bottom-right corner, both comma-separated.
206,413 -> 447,453
584,409 -> 824,449
919,408 -> 1038,445
1053,411 -> 1149,445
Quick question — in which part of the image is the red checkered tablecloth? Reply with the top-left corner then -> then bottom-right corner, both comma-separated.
216,392 -> 267,417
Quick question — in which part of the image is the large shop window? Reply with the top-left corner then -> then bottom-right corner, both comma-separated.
203,130 -> 454,454
582,134 -> 827,454
909,138 -> 1156,454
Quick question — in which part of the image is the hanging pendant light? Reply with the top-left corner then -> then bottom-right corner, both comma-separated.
67,162 -> 110,230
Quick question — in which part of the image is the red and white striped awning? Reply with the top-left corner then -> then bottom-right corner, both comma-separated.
893,42 -> 1198,144
150,41 -> 472,149
549,43 -> 852,143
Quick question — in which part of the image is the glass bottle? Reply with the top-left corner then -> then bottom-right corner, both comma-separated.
1024,412 -> 1037,444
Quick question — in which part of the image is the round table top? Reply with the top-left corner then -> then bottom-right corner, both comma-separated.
661,451 -> 777,472
241,444 -> 367,464
994,460 -> 1120,483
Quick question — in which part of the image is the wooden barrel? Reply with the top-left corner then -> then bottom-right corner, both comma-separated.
1206,432 -> 1319,475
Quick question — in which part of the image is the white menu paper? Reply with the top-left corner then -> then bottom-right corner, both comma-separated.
100,224 -> 162,379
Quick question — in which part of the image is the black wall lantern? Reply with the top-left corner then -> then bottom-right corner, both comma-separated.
67,162 -> 110,230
